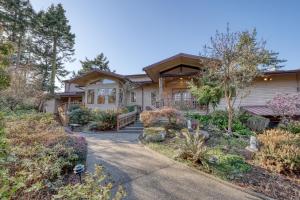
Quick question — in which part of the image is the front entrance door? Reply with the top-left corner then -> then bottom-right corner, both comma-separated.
172,89 -> 191,105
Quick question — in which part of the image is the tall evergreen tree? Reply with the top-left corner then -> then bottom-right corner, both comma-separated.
78,52 -> 111,75
0,0 -> 34,68
33,3 -> 75,94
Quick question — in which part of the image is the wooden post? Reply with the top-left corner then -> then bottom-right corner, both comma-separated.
117,115 -> 120,131
159,76 -> 163,107
68,97 -> 71,109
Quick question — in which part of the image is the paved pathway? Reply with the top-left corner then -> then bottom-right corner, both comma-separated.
82,132 -> 262,200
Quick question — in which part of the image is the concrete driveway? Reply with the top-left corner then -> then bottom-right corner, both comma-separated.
82,132 -> 262,200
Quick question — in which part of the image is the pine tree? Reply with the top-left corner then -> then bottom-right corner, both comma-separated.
78,52 -> 111,75
0,0 -> 34,68
33,3 -> 75,94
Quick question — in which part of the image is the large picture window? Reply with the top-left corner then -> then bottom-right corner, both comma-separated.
87,89 -> 94,104
97,88 -> 116,104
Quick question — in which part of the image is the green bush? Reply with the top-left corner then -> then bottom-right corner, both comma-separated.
90,110 -> 118,131
279,120 -> 300,134
246,115 -> 270,132
68,107 -> 92,125
191,110 -> 253,135
67,104 -> 81,112
126,105 -> 136,112
206,148 -> 251,179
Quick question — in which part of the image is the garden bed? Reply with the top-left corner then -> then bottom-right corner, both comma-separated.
144,130 -> 300,200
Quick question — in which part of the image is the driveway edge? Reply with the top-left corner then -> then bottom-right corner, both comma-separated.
138,138 -> 273,200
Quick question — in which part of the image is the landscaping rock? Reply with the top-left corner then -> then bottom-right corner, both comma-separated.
200,130 -> 210,140
144,132 -> 166,142
142,127 -> 166,142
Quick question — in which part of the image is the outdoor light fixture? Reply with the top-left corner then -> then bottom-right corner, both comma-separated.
74,164 -> 85,184
263,77 -> 272,81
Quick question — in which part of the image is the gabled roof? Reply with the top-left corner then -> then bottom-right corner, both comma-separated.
125,73 -> 152,84
143,53 -> 220,82
65,69 -> 127,86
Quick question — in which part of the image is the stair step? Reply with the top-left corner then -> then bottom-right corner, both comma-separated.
121,126 -> 144,131
117,130 -> 143,133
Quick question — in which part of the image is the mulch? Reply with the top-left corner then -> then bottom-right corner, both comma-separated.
234,165 -> 300,200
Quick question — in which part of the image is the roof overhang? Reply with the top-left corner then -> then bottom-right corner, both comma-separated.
65,70 -> 127,86
56,91 -> 84,97
143,53 -> 220,82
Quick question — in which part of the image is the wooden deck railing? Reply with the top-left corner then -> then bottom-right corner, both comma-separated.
117,109 -> 138,131
155,98 -> 208,111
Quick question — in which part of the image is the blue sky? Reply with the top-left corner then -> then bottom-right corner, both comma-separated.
31,0 -> 300,77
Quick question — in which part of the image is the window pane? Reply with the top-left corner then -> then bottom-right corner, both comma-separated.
97,89 -> 105,104
87,90 -> 94,104
108,88 -> 116,104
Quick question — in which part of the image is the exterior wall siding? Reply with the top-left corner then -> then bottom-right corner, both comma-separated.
64,73 -> 299,112
216,74 -> 299,110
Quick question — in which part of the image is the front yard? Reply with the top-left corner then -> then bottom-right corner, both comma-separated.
140,108 -> 300,200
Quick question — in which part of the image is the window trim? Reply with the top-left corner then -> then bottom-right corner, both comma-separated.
87,89 -> 95,104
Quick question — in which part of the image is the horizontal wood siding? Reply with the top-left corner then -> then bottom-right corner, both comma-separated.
216,74 -> 299,110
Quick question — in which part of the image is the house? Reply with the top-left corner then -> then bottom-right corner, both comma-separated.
45,53 -> 300,116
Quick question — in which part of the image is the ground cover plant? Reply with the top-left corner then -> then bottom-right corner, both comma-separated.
0,112 -> 125,199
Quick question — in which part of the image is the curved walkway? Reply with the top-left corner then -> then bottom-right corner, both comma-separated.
82,132 -> 262,200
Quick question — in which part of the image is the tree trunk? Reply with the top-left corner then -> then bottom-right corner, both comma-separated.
227,103 -> 233,134
50,37 -> 57,95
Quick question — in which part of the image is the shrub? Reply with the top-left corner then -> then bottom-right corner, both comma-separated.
206,148 -> 251,179
54,165 -> 126,200
140,110 -> 160,127
256,129 -> 300,174
92,110 -> 118,131
68,107 -> 92,125
176,128 -> 208,165
191,110 -> 253,135
126,105 -> 136,112
1,113 -> 88,199
279,120 -> 300,134
67,104 -> 81,112
246,115 -> 270,132
140,107 -> 185,127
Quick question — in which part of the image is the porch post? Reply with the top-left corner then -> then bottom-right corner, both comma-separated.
158,76 -> 163,107
68,96 -> 71,109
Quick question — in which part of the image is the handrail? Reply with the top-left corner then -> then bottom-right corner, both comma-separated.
155,98 -> 208,110
117,109 -> 138,131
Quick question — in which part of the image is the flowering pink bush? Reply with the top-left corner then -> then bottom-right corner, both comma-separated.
267,93 -> 300,119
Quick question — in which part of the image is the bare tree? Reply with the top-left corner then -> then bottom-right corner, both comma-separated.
201,25 -> 284,134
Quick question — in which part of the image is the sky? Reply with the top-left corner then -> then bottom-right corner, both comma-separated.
31,0 -> 300,78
